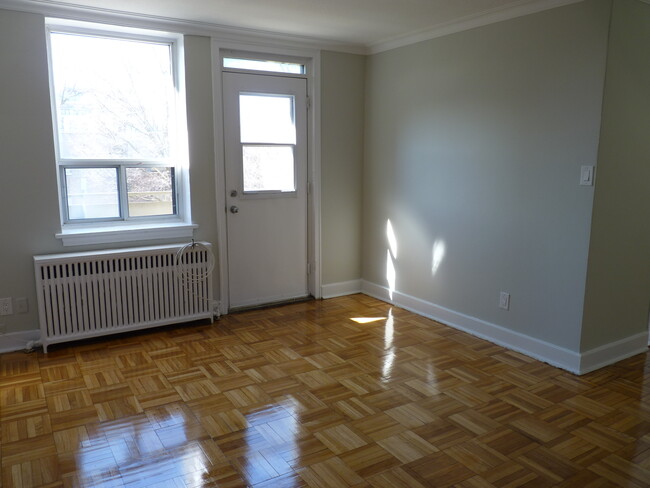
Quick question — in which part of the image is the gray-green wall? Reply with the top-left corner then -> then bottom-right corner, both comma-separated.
321,51 -> 365,285
0,10 -> 60,336
581,0 -> 650,351
363,0 -> 611,351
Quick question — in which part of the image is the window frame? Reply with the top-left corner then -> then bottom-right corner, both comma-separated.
45,19 -> 193,243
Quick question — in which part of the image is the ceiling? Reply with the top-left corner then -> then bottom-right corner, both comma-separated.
6,0 -> 579,52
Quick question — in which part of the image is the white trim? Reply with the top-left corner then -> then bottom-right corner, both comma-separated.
310,51 -> 322,300
0,0 -> 366,54
361,280 -> 583,373
322,280 -> 362,299
211,40 -> 229,315
360,280 -> 649,374
579,333 -> 649,374
0,0 -> 583,55
56,222 -> 197,246
368,0 -> 584,54
0,330 -> 40,354
211,40 -> 322,313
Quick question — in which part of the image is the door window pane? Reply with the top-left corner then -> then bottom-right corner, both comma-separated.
126,167 -> 175,217
50,32 -> 173,160
65,167 -> 119,220
224,57 -> 305,74
239,94 -> 295,144
243,146 -> 295,192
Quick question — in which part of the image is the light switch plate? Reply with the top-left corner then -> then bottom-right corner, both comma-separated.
499,292 -> 510,311
580,165 -> 595,186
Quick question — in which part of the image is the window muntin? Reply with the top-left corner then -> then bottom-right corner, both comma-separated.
47,24 -> 186,225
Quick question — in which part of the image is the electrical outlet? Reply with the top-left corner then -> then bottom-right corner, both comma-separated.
0,298 -> 12,316
499,291 -> 510,311
15,297 -> 28,314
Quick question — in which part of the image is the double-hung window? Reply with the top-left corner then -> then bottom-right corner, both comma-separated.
46,20 -> 193,245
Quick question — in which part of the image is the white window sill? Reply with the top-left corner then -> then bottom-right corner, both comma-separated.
56,222 -> 198,247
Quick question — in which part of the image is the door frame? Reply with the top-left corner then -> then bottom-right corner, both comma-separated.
211,40 -> 322,314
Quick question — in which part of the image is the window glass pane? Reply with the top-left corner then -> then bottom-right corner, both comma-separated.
243,146 -> 295,192
240,94 -> 295,144
50,32 -> 173,160
65,167 -> 119,220
223,57 -> 304,74
126,167 -> 175,217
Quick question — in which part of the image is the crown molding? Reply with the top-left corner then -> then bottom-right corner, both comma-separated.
368,0 -> 584,54
0,0 -> 586,56
0,0 -> 368,54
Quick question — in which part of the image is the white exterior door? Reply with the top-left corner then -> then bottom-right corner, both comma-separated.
223,72 -> 309,309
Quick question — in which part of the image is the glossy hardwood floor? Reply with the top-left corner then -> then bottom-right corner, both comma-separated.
2,294 -> 650,487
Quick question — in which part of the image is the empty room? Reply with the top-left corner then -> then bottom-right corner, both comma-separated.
0,0 -> 649,486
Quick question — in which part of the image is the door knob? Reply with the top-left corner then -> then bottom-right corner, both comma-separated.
230,205 -> 239,214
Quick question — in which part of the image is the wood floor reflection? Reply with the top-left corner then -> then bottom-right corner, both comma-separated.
2,294 -> 650,487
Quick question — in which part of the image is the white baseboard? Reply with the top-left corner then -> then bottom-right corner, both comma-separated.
3,286 -> 645,373
0,329 -> 41,354
321,279 -> 362,299
359,280 -> 647,375
579,332 -> 649,374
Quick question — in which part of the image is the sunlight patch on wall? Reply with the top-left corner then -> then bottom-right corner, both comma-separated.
386,219 -> 398,258
431,239 -> 446,276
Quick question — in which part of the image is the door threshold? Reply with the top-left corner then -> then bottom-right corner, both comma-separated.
229,295 -> 314,314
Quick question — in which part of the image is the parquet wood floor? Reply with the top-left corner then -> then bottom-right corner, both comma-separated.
2,294 -> 650,487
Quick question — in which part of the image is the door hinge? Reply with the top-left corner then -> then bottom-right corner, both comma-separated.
306,96 -> 312,110
307,263 -> 312,275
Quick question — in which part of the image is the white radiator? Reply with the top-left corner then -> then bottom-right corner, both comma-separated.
34,243 -> 214,352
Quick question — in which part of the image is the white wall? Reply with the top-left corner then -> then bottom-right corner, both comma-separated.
362,0 -> 611,353
0,9 -> 60,339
